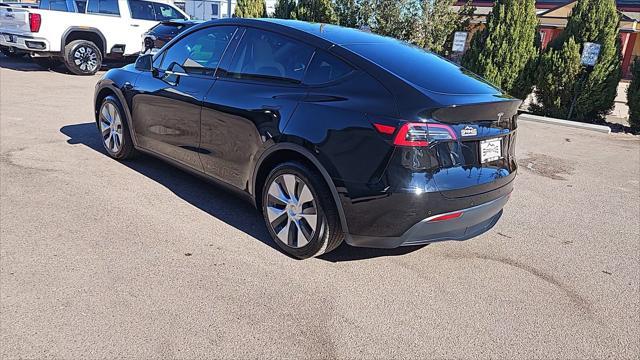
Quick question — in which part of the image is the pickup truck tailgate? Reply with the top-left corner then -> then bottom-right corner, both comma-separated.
0,7 -> 31,34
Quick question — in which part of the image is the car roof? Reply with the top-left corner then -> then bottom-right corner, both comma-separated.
197,18 -> 391,46
158,19 -> 203,26
183,18 -> 501,97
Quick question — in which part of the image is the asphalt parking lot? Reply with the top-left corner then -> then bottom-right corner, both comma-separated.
1,55 -> 639,359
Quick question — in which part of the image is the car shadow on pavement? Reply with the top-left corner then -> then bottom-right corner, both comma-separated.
60,122 -> 427,262
0,54 -> 129,73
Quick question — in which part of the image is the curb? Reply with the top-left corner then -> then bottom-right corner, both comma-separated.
518,113 -> 611,134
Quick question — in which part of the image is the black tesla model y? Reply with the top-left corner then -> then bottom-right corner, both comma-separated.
94,18 -> 520,259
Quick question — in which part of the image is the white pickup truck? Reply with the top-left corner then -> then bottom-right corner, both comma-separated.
0,0 -> 188,75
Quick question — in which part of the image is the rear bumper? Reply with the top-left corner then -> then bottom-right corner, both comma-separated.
0,32 -> 50,52
347,193 -> 509,248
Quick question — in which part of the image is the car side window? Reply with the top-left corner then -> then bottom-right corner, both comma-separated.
159,26 -> 236,76
75,0 -> 87,12
223,28 -> 314,84
153,2 -> 185,20
304,51 -> 354,85
50,0 -> 68,11
39,0 -> 69,11
128,0 -> 155,20
87,0 -> 120,15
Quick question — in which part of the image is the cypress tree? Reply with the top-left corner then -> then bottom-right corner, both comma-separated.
461,0 -> 538,99
533,0 -> 622,122
334,0 -> 360,28
273,0 -> 297,19
628,59 -> 640,131
416,0 -> 460,55
529,38 -> 583,119
234,0 -> 267,18
367,0 -> 420,43
294,0 -> 338,24
442,0 -> 476,58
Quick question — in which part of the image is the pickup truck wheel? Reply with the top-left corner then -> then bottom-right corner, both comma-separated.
63,40 -> 102,75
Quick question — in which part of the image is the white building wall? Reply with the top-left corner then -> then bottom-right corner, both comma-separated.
180,0 -> 276,20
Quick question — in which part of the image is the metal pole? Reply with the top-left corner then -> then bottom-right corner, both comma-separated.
228,0 -> 232,18
567,69 -> 589,120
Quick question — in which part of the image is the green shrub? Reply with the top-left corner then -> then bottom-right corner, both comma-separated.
532,0 -> 622,122
529,38 -> 583,119
334,0 -> 360,28
273,0 -> 296,19
294,0 -> 338,24
365,0 -> 421,43
461,0 -> 538,99
234,0 -> 266,18
628,59 -> 640,130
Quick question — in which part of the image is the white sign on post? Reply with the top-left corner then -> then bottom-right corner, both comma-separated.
452,32 -> 468,52
581,42 -> 601,67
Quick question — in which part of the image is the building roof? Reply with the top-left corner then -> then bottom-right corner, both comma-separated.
455,1 -> 639,32
455,1 -> 640,11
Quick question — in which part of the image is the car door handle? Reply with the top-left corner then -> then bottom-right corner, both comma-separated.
165,70 -> 189,77
130,24 -> 140,27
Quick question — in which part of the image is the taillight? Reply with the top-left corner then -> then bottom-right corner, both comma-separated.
373,123 -> 395,135
392,122 -> 457,147
428,211 -> 463,222
29,13 -> 41,33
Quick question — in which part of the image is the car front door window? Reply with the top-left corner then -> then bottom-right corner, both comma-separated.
159,26 -> 237,77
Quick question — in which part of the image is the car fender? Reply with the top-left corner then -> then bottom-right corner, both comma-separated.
61,26 -> 107,54
252,142 -> 351,241
94,79 -> 139,147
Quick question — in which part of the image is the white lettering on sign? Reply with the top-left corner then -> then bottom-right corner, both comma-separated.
452,32 -> 468,53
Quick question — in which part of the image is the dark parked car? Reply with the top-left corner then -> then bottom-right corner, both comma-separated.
94,18 -> 520,259
142,19 -> 202,54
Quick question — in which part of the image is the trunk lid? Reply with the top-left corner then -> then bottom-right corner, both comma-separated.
421,95 -> 521,199
0,6 -> 32,34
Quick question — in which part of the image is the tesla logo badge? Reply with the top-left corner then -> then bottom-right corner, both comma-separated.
461,126 -> 477,137
497,112 -> 505,122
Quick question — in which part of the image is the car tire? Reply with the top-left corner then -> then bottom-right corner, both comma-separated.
63,40 -> 102,75
31,57 -> 61,70
262,161 -> 343,259
98,95 -> 136,160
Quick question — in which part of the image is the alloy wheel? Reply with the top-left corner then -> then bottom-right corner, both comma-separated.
74,46 -> 98,72
99,102 -> 123,154
265,174 -> 318,248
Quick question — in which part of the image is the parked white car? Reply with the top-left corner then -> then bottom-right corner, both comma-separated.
0,0 -> 189,74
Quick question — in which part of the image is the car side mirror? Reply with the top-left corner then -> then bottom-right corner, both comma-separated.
135,53 -> 153,72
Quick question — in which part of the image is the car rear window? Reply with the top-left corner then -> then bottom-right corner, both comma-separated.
87,0 -> 120,15
304,51 -> 353,85
153,2 -> 184,20
345,42 -> 500,95
151,23 -> 189,37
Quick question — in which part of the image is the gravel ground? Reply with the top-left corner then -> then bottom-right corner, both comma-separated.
1,55 -> 639,359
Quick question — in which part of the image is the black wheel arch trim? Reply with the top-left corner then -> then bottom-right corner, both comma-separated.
94,81 -> 139,147
252,143 -> 351,242
61,27 -> 107,55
